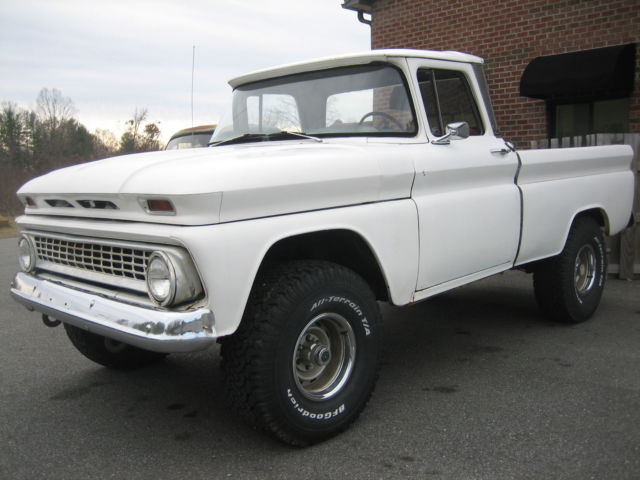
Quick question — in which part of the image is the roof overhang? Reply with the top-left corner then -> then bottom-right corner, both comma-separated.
229,49 -> 483,89
341,0 -> 375,13
520,44 -> 636,102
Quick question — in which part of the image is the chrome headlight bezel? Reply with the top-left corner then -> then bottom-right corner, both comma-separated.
146,251 -> 177,306
18,235 -> 36,273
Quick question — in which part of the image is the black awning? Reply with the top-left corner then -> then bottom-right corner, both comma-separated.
520,44 -> 636,101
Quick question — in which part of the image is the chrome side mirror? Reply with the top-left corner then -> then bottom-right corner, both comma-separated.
431,121 -> 470,145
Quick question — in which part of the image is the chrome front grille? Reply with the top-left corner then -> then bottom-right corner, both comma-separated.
21,230 -> 204,307
28,232 -> 158,293
33,236 -> 150,281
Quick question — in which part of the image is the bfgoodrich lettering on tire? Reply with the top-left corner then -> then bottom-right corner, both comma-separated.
220,260 -> 382,446
533,216 -> 607,323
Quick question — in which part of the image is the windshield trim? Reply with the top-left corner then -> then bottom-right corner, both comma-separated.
219,62 -> 419,141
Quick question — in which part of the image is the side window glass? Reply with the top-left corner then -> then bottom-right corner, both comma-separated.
417,69 -> 484,137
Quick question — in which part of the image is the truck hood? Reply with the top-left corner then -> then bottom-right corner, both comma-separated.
18,140 -> 413,225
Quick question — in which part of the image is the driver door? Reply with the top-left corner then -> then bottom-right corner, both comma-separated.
408,59 -> 521,291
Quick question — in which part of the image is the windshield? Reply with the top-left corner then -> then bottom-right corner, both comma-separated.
211,64 -> 416,143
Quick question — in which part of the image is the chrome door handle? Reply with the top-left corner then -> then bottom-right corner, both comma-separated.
490,148 -> 511,155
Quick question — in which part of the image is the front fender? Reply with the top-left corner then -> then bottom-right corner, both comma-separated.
184,200 -> 419,336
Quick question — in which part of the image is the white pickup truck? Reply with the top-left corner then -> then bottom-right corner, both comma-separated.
10,49 -> 635,445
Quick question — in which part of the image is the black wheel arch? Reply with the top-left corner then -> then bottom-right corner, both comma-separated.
575,207 -> 608,233
254,229 -> 390,302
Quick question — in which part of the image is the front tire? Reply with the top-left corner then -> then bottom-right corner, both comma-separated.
64,324 -> 167,370
220,261 -> 381,446
533,216 -> 607,323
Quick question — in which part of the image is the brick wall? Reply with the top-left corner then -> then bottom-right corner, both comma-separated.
369,0 -> 640,148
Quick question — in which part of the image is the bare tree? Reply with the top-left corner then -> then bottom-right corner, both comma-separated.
129,107 -> 147,148
36,88 -> 75,132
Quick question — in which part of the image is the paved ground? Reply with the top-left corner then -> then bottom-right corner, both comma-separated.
1,236 -> 639,480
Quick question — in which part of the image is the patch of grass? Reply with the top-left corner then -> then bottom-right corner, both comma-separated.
0,216 -> 17,238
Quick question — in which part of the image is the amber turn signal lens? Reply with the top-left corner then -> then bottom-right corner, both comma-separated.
146,199 -> 175,213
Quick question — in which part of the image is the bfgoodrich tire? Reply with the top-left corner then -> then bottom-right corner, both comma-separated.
64,324 -> 167,370
220,260 -> 382,446
533,216 -> 607,323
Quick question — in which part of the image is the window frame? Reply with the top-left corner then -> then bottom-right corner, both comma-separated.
548,97 -> 631,138
416,67 -> 486,138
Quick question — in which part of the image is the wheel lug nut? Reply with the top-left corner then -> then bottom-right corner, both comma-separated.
311,345 -> 331,366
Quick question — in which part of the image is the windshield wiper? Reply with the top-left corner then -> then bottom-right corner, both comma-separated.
276,130 -> 323,142
209,133 -> 262,147
210,130 -> 322,147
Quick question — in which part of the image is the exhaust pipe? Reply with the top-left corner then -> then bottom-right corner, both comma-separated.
42,314 -> 61,328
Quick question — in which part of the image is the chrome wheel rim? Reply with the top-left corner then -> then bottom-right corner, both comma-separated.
574,244 -> 596,297
293,313 -> 356,401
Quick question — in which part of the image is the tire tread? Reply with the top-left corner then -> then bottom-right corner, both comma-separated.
220,260 -> 380,446
64,324 -> 166,370
533,216 -> 606,323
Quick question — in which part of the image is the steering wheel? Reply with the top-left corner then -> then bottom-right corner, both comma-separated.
359,111 -> 404,131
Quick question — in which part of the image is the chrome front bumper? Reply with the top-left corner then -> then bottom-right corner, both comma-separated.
10,272 -> 217,353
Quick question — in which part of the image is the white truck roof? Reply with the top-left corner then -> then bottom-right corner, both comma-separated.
228,49 -> 484,88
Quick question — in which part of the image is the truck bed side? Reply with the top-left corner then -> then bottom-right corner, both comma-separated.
515,144 -> 634,266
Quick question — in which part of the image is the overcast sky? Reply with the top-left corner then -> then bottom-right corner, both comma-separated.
0,0 -> 371,142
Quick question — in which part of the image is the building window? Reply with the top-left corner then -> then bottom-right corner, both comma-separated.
520,44 -> 636,139
552,97 -> 631,138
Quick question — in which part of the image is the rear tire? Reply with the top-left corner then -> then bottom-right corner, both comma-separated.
64,324 -> 167,370
533,216 -> 606,323
220,260 -> 381,446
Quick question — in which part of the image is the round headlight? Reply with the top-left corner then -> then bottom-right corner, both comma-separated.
146,252 -> 176,306
18,236 -> 36,272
